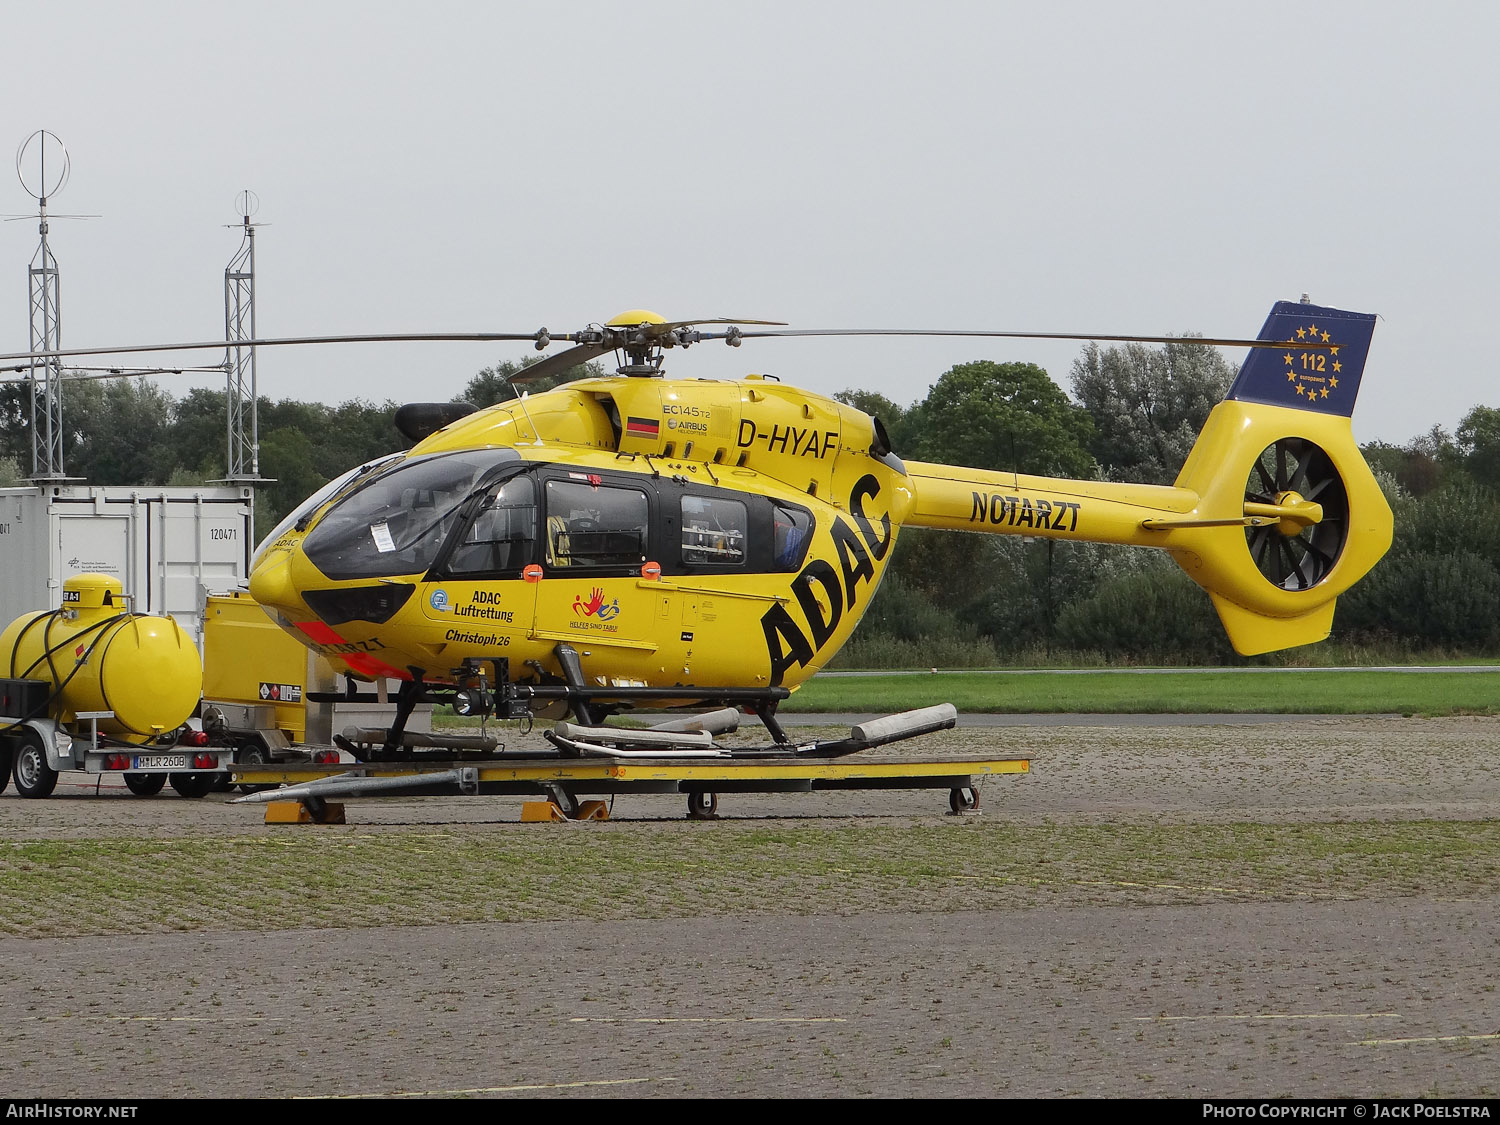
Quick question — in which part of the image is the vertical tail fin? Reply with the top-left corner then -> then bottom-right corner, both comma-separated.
1226,300 -> 1377,417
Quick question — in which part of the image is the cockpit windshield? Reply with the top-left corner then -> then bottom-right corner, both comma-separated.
251,452 -> 405,569
302,449 -> 520,580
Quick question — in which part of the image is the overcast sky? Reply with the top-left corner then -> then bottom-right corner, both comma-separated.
2,1 -> 1494,447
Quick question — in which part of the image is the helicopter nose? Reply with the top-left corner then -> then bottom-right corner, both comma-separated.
248,552 -> 300,612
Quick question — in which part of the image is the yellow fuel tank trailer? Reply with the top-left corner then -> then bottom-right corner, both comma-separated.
0,573 -> 202,743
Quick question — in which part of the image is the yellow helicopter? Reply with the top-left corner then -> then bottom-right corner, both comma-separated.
0,300 -> 1393,761
230,300 -> 1389,757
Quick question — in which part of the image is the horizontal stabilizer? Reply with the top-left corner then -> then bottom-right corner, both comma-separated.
1209,593 -> 1336,656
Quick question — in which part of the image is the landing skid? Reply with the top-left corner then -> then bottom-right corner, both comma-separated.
333,701 -> 958,763
545,703 -> 958,760
320,642 -> 804,762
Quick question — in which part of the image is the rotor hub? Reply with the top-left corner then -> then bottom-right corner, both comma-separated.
1243,490 -> 1325,537
1271,490 -> 1321,537
1242,439 -> 1348,591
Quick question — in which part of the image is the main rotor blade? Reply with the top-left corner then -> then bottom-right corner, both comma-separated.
508,342 -> 613,386
735,329 -> 1327,350
647,317 -> 788,334
0,322 -> 1332,372
0,331 -> 546,367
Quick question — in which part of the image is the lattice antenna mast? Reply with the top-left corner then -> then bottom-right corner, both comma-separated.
16,131 -> 72,480
223,190 -> 263,482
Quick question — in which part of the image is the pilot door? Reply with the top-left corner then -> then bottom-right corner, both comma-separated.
419,471 -> 539,661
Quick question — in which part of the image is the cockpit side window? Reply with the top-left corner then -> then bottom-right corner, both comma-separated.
544,479 -> 649,568
772,502 -> 814,572
445,475 -> 537,577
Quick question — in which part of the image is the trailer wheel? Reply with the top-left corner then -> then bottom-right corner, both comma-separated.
123,772 -> 166,797
13,731 -> 58,799
236,741 -> 278,794
0,740 -> 12,795
169,772 -> 215,799
949,786 -> 980,814
686,790 -> 719,820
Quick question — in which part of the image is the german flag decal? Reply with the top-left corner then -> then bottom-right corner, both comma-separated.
625,416 -> 660,439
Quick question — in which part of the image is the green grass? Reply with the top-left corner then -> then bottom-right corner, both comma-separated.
781,669 -> 1500,715
3,819 -> 1497,938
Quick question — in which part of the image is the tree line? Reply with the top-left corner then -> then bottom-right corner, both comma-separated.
0,345 -> 1492,664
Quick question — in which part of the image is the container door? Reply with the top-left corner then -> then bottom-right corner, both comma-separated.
148,498 -> 252,639
0,490 -> 50,620
55,515 -> 133,593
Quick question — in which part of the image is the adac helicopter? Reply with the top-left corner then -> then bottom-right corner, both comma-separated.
0,300 -> 1393,763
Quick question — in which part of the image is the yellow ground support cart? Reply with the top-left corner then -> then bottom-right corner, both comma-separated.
232,753 -> 1030,823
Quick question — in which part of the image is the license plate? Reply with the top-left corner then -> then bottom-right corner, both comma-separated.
131,754 -> 188,770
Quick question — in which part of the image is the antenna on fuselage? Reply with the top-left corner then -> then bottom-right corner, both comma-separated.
515,390 -> 544,445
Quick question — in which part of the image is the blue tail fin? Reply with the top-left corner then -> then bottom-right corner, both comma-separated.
1226,300 -> 1376,418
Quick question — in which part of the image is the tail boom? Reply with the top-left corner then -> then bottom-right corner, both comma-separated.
904,462 -> 1200,548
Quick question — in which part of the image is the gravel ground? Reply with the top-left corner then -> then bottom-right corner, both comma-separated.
2,714 -> 1498,1099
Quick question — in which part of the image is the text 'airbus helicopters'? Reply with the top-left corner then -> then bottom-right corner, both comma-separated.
0,300 -> 1394,761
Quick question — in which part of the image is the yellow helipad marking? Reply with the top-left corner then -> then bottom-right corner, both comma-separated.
307,1077 -> 665,1098
1354,1033 -> 1500,1046
569,1016 -> 847,1024
1136,1012 -> 1399,1023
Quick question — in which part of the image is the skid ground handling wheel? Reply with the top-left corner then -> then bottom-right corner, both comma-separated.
686,790 -> 719,820
949,786 -> 980,814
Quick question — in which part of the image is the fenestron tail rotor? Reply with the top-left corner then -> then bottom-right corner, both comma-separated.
1242,438 -> 1349,591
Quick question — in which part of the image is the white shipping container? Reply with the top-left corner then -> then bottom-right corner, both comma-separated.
0,484 -> 254,643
